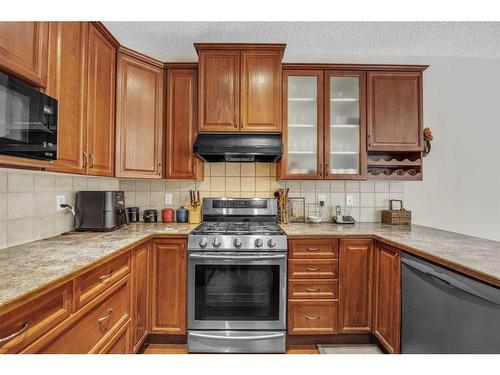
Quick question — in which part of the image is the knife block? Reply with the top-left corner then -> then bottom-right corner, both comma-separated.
188,203 -> 202,224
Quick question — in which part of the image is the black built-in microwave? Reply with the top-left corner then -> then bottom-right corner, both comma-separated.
0,71 -> 58,160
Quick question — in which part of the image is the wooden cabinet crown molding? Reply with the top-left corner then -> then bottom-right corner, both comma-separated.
118,45 -> 164,69
90,22 -> 120,50
195,43 -> 286,55
283,63 -> 428,72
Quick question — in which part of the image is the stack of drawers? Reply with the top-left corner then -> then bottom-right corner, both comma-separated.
287,239 -> 339,335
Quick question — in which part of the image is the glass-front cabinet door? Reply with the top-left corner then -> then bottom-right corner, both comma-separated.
324,71 -> 366,179
281,70 -> 324,179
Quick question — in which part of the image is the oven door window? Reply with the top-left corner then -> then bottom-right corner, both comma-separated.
195,264 -> 280,321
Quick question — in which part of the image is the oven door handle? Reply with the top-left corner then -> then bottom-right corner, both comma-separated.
189,332 -> 285,341
189,253 -> 286,260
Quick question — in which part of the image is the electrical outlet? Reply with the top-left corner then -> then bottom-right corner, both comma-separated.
318,194 -> 326,205
165,193 -> 172,205
56,195 -> 66,211
346,194 -> 354,207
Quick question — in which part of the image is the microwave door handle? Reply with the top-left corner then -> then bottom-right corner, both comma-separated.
189,253 -> 286,260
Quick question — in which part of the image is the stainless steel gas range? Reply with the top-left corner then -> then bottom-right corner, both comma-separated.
187,197 -> 287,353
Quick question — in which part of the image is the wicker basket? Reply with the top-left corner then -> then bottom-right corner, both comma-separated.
382,199 -> 411,225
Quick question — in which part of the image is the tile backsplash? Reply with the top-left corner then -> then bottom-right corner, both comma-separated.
120,163 -> 405,224
0,168 -> 119,249
0,162 -> 404,249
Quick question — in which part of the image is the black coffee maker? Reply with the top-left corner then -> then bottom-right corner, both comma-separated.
75,191 -> 129,231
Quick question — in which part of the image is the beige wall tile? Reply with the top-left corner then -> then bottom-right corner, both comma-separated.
34,175 -> 55,192
8,173 -> 34,192
270,179 -> 284,191
35,192 -> 56,216
120,179 -> 136,191
315,181 -> 330,192
211,177 -> 225,191
240,163 -> 255,176
375,181 -> 390,193
256,163 -> 270,177
55,213 -> 73,233
375,192 -> 390,208
211,191 -> 225,198
331,193 -> 345,207
225,163 -> 240,176
256,177 -> 270,191
360,181 -> 375,193
72,176 -> 88,191
55,175 -> 73,191
331,181 -> 345,192
8,192 -> 34,219
225,177 -> 240,191
180,180 -> 196,192
227,191 -> 241,198
196,177 -> 210,192
360,192 -> 375,208
210,163 -> 225,176
135,180 -> 151,192
256,191 -> 273,198
240,191 -> 256,198
389,181 -> 405,193
8,217 -> 34,247
151,192 -> 165,207
35,215 -> 56,240
345,181 -> 360,192
240,177 -> 256,192
0,172 -> 7,193
180,191 -> 191,204
0,220 -> 7,249
166,179 -> 181,191
170,192 -> 180,206
100,178 -> 119,191
270,164 -> 277,177
300,180 -> 315,192
285,181 -> 300,192
87,178 -> 100,190
151,180 -> 166,192
125,191 -> 136,206
0,193 -> 6,218
203,163 -> 210,177
135,192 -> 151,207
360,207 -> 376,222
390,192 -> 404,202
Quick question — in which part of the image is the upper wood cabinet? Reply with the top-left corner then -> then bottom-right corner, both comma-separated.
281,69 -> 366,180
196,44 -> 285,133
338,239 -> 374,333
151,239 -> 187,335
85,23 -> 117,177
115,49 -> 164,178
46,22 -> 88,175
165,64 -> 203,179
367,71 -> 423,151
0,22 -> 49,87
374,242 -> 401,354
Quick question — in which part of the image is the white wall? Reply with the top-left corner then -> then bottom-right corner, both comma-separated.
288,54 -> 500,240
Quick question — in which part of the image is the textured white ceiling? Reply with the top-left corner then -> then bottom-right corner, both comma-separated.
103,22 -> 500,62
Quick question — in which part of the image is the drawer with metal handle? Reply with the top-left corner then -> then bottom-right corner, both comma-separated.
288,299 -> 338,335
288,259 -> 338,279
289,239 -> 339,259
73,252 -> 130,310
24,276 -> 131,354
288,279 -> 338,299
0,283 -> 72,353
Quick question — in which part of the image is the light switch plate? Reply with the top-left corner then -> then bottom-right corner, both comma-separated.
318,194 -> 326,205
56,195 -> 66,211
346,194 -> 354,207
165,193 -> 172,205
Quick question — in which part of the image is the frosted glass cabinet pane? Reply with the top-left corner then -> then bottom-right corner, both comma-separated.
287,76 -> 318,175
329,76 -> 360,174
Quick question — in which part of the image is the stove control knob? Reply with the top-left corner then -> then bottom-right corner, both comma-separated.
198,237 -> 208,248
254,238 -> 264,248
212,237 -> 222,248
233,238 -> 242,248
268,239 -> 277,248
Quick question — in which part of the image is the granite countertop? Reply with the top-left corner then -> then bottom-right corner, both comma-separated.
281,222 -> 500,286
0,223 -> 196,307
1,221 -> 500,310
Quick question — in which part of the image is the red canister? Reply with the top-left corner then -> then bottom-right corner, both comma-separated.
162,208 -> 175,223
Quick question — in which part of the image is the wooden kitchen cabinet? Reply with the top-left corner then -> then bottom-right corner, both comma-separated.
85,23 -> 116,177
374,242 -> 401,354
151,239 -> 187,334
338,239 -> 374,333
115,49 -> 164,178
165,64 -> 203,179
46,22 -> 88,175
0,22 -> 49,87
367,71 -> 423,151
131,241 -> 151,352
196,44 -> 285,133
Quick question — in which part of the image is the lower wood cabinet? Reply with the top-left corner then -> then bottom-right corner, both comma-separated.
151,239 -> 187,334
288,299 -> 338,335
338,239 -> 374,333
131,241 -> 151,352
374,242 -> 401,354
99,319 -> 132,354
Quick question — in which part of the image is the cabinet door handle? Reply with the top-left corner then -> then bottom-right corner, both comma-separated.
368,133 -> 371,147
89,153 -> 95,168
99,272 -> 112,283
98,308 -> 113,324
305,315 -> 320,321
325,163 -> 329,176
392,253 -> 399,270
234,115 -> 238,128
319,163 -> 323,177
305,267 -> 320,272
306,247 -> 321,252
0,322 -> 28,344
83,152 -> 88,168
305,287 -> 320,292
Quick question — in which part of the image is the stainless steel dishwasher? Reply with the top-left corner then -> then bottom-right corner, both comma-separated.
401,253 -> 500,353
